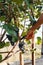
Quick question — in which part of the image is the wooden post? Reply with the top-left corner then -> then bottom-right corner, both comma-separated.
26,13 -> 43,40
19,52 -> 24,65
32,33 -> 35,65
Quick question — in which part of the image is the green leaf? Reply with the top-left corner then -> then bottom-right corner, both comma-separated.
25,0 -> 30,7
0,0 -> 4,2
3,24 -> 19,42
3,24 -> 19,36
12,0 -> 23,5
22,31 -> 27,37
6,0 -> 11,3
0,16 -> 6,21
5,42 -> 10,47
0,55 -> 2,62
26,40 -> 31,44
0,42 -> 5,49
12,36 -> 18,42
36,37 -> 42,45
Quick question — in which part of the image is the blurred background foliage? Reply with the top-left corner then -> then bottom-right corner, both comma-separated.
0,0 -> 43,61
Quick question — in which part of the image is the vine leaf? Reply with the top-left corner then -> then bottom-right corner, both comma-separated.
5,42 -> 10,47
0,42 -> 5,49
36,37 -> 42,45
3,24 -> 19,36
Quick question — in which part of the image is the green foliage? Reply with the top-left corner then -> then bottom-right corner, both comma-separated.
0,0 -> 42,43
25,40 -> 31,44
0,0 -> 42,62
2,24 -> 19,44
27,40 -> 31,44
6,0 -> 11,3
22,31 -> 27,37
3,24 -> 19,36
36,37 -> 42,45
12,36 -> 18,42
26,0 -> 33,4
5,42 -> 10,47
0,0 -> 4,2
12,0 -> 23,5
0,55 -> 2,62
0,42 -> 5,49
0,16 -> 6,21
29,15 -> 36,25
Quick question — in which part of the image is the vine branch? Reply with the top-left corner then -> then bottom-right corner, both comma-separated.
0,51 -> 13,54
0,42 -> 18,62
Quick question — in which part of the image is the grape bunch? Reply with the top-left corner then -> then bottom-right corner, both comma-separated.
19,41 -> 25,53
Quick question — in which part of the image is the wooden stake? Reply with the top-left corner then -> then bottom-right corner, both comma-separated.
19,52 -> 24,65
32,33 -> 35,65
26,13 -> 43,40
